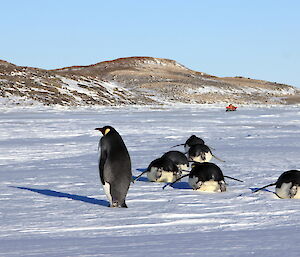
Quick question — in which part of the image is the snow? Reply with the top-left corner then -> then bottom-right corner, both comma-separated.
187,85 -> 297,95
55,76 -> 135,104
0,105 -> 300,256
9,71 -> 27,77
0,95 -> 43,106
58,76 -> 99,98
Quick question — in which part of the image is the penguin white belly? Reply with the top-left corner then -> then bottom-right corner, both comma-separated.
103,182 -> 112,205
147,167 -> 176,182
197,181 -> 220,192
158,171 -> 177,183
178,164 -> 189,172
276,183 -> 300,199
191,152 -> 212,163
189,177 -> 220,192
276,182 -> 292,199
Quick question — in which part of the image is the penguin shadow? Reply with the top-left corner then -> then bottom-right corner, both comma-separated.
169,181 -> 192,190
249,187 -> 275,193
132,175 -> 149,182
10,186 -> 110,207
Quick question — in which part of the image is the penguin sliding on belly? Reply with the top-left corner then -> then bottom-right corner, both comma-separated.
188,144 -> 213,163
163,162 -> 243,192
171,135 -> 205,153
172,135 -> 221,162
188,162 -> 226,192
95,126 -> 132,208
253,170 -> 300,199
183,135 -> 205,153
134,156 -> 181,183
188,144 -> 225,163
161,151 -> 189,172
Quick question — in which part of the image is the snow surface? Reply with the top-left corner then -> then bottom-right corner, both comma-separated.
187,85 -> 297,95
0,105 -> 300,256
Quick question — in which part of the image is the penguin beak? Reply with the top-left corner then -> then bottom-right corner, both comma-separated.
95,127 -> 105,135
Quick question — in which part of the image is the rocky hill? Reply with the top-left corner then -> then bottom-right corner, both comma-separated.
0,57 -> 299,106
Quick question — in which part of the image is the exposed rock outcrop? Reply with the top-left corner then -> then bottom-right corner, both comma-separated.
0,56 -> 299,106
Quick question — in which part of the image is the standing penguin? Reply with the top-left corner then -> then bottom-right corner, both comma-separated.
253,170 -> 300,199
95,126 -> 132,208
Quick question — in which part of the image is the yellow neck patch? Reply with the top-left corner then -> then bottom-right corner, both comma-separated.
104,128 -> 110,135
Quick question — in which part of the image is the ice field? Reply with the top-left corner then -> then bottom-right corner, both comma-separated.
0,104 -> 300,256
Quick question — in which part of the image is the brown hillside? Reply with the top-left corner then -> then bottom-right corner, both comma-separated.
0,57 -> 299,106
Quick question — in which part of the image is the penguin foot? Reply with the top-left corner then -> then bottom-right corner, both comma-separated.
289,185 -> 298,198
110,201 -> 128,208
219,181 -> 226,192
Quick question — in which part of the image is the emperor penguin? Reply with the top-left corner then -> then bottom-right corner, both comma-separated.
171,135 -> 205,153
134,156 -> 181,183
253,170 -> 300,199
184,135 -> 205,153
95,126 -> 132,208
147,156 -> 181,182
163,162 -> 243,191
188,144 -> 213,163
188,162 -> 226,192
275,170 -> 300,198
162,151 -> 189,172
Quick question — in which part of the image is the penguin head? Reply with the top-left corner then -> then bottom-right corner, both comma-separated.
95,126 -> 115,136
185,135 -> 205,147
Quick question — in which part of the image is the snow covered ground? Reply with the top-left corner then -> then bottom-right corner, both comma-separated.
0,104 -> 299,256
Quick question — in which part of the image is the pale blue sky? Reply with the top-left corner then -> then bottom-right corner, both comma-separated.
1,0 -> 300,87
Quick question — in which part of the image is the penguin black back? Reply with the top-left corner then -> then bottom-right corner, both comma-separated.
147,156 -> 180,183
189,162 -> 224,182
188,162 -> 226,192
96,126 -> 132,208
276,170 -> 300,188
171,135 -> 205,150
162,151 -> 189,170
147,156 -> 178,172
185,135 -> 205,147
188,144 -> 212,162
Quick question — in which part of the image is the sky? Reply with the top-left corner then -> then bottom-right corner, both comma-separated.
1,0 -> 300,87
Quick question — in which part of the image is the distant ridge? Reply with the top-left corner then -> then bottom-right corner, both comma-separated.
52,56 -> 189,71
0,56 -> 299,106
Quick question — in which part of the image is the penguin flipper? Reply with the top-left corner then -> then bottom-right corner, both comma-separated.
251,183 -> 276,193
212,154 -> 225,162
99,149 -> 108,185
133,170 -> 148,182
170,143 -> 185,148
289,185 -> 298,198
